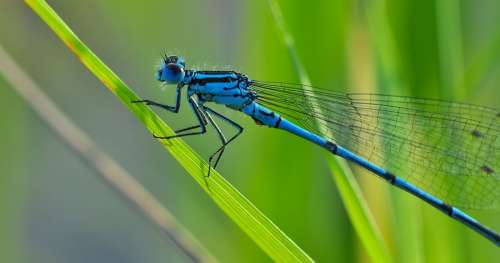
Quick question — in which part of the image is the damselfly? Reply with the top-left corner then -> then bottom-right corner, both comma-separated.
133,55 -> 499,245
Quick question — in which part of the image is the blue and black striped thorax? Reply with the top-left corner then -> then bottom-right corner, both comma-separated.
185,70 -> 257,110
184,70 -> 282,127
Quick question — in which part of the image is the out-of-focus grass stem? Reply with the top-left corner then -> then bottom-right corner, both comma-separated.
434,0 -> 466,262
436,0 -> 465,100
267,1 -> 392,263
365,0 -> 423,262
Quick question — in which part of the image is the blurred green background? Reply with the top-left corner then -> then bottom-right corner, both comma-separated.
0,0 -> 499,262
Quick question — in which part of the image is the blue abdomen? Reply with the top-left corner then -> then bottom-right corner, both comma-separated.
242,102 -> 328,147
242,102 -> 281,127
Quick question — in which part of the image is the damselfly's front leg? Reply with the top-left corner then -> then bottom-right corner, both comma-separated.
132,84 -> 182,113
202,106 -> 244,177
133,85 -> 208,136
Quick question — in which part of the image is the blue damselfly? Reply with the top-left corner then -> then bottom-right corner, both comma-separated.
133,55 -> 499,245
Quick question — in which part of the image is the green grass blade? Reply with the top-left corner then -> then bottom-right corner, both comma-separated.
433,0 -> 467,261
436,0 -> 465,99
267,1 -> 391,263
24,0 -> 313,262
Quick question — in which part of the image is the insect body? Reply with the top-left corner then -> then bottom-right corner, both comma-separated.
133,55 -> 499,245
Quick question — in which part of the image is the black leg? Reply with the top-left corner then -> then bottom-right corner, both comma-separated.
154,97 -> 207,139
132,85 -> 182,113
174,124 -> 202,134
203,110 -> 227,177
170,102 -> 209,134
202,106 -> 244,177
132,99 -> 175,112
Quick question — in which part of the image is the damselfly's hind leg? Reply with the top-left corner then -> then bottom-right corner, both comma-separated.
202,106 -> 244,177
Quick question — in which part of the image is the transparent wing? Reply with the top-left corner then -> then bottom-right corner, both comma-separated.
252,81 -> 500,209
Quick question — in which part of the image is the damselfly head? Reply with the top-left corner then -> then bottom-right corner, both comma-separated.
156,55 -> 186,84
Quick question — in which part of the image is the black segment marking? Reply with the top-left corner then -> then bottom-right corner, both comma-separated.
471,130 -> 482,138
442,203 -> 453,216
197,70 -> 237,75
325,141 -> 338,153
385,172 -> 396,184
481,165 -> 494,174
258,109 -> 275,117
274,117 -> 282,128
193,77 -> 235,85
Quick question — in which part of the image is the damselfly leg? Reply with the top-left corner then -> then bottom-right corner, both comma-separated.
153,97 -> 207,139
133,95 -> 243,177
132,85 -> 182,113
202,106 -> 244,177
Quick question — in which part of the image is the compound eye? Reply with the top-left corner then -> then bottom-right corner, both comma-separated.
164,63 -> 185,84
166,63 -> 181,74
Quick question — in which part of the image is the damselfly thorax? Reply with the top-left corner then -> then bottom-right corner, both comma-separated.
185,70 -> 257,111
